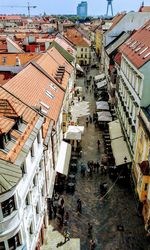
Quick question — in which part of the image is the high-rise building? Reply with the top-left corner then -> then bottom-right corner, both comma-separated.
77,1 -> 88,18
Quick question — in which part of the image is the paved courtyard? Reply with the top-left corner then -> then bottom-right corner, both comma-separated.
44,67 -> 150,250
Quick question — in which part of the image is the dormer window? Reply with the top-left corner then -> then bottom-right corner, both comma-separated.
2,56 -> 6,65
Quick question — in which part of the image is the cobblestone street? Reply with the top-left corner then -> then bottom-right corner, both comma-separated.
51,67 -> 150,250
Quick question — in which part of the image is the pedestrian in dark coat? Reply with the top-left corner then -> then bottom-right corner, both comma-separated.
96,162 -> 100,173
89,239 -> 96,250
88,223 -> 93,237
86,117 -> 89,127
97,139 -> 100,149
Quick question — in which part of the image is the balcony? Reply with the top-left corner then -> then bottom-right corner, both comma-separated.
0,211 -> 21,235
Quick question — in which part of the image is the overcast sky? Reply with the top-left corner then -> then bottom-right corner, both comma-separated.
0,0 -> 149,16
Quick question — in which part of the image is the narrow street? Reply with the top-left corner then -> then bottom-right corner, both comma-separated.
51,67 -> 150,250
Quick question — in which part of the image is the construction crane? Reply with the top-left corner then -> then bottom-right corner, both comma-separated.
0,2 -> 37,17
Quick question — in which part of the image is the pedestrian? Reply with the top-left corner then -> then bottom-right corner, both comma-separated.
64,211 -> 69,226
88,223 -> 93,237
82,96 -> 85,101
97,139 -> 100,149
77,199 -> 82,214
89,239 -> 96,250
86,117 -> 89,127
58,196 -> 64,207
96,161 -> 100,173
86,85 -> 89,92
78,96 -> 80,102
63,230 -> 70,243
93,162 -> 97,173
53,204 -> 57,218
89,115 -> 92,123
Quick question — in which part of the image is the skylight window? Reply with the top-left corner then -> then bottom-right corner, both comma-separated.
41,109 -> 48,115
139,47 -> 148,55
126,39 -> 133,45
40,101 -> 50,110
135,46 -> 142,52
143,51 -> 150,59
130,41 -> 137,48
49,82 -> 57,92
46,90 -> 55,99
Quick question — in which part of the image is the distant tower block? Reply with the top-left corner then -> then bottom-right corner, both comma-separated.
106,0 -> 114,16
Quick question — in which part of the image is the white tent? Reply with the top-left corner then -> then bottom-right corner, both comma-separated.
96,80 -> 107,89
94,73 -> 105,82
76,64 -> 84,72
96,101 -> 109,110
64,126 -> 84,140
97,111 -> 112,122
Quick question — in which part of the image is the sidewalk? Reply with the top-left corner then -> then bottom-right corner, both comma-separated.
41,225 -> 80,250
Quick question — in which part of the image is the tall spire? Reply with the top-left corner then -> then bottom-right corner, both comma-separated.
106,0 -> 114,17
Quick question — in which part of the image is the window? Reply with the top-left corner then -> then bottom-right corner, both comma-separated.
36,203 -> 39,214
2,57 -> 6,65
37,131 -> 41,144
25,193 -> 30,206
29,223 -> 34,234
45,90 -> 54,99
33,175 -> 37,186
81,48 -> 83,51
31,143 -> 35,157
144,183 -> 148,191
81,54 -> 83,58
8,233 -> 20,250
1,196 -> 16,218
85,48 -> 87,52
0,242 -> 5,250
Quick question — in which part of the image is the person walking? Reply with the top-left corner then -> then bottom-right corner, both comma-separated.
97,139 -> 100,149
77,199 -> 82,214
96,161 -> 100,173
88,223 -> 93,237
89,239 -> 96,250
86,117 -> 89,127
63,230 -> 70,243
64,211 -> 69,226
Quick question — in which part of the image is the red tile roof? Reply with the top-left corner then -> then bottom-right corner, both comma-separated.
36,47 -> 73,90
0,87 -> 42,162
139,6 -> 150,12
3,64 -> 65,124
119,20 -> 150,69
64,28 -> 90,47
0,53 -> 40,66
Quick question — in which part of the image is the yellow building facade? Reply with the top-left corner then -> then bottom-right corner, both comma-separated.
132,106 -> 150,228
95,29 -> 103,56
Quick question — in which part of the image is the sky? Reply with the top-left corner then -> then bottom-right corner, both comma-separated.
0,0 -> 150,16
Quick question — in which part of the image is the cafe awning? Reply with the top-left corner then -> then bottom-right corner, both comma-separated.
97,111 -> 112,122
96,80 -> 107,89
109,119 -> 123,140
56,141 -> 71,176
96,101 -> 109,110
94,73 -> 105,82
76,64 -> 84,72
111,137 -> 131,166
64,125 -> 84,140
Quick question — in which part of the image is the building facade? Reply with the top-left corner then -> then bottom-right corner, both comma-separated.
77,1 -> 88,18
0,89 -> 46,250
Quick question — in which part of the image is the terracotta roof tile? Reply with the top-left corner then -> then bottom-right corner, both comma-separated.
0,53 -> 40,66
0,87 -> 42,163
0,117 -> 15,134
139,6 -> 150,12
119,20 -> 150,69
3,64 -> 65,124
36,47 -> 73,89
64,28 -> 90,47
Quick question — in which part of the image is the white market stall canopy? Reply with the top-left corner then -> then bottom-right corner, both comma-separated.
96,80 -> 107,89
94,73 -> 105,82
76,64 -> 84,72
109,119 -> 123,140
56,141 -> 71,176
96,101 -> 109,110
97,111 -> 112,122
64,125 -> 84,140
111,137 -> 131,166
108,119 -> 132,166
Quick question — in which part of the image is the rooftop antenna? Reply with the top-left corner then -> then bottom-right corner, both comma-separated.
106,0 -> 114,17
